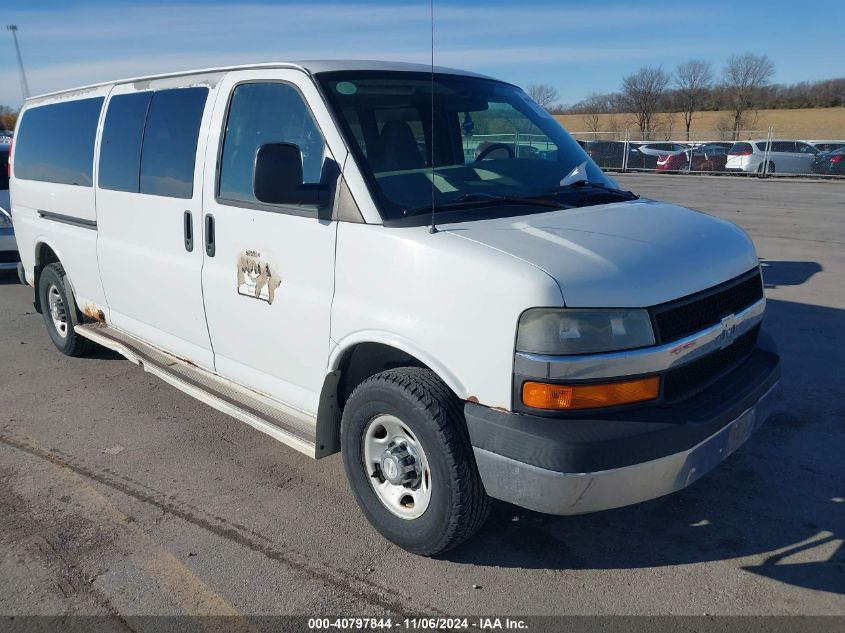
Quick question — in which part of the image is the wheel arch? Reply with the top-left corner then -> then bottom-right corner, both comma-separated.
314,334 -> 469,458
32,240 -> 63,313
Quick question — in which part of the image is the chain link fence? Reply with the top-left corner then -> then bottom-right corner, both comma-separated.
566,128 -> 845,178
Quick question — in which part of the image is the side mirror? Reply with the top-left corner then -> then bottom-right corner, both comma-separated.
253,142 -> 328,207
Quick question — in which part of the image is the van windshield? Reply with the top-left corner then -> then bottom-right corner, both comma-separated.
317,71 -> 619,222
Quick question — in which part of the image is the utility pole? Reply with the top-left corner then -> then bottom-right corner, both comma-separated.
7,24 -> 30,101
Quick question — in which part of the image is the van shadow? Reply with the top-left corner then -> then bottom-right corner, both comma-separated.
759,259 -> 822,288
446,298 -> 845,596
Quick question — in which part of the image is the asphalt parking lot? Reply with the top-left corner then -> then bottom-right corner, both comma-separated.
1,174 -> 843,621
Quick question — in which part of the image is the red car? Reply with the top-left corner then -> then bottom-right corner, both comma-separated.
656,144 -> 729,174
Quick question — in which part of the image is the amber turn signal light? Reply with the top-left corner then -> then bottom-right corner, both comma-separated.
522,376 -> 660,410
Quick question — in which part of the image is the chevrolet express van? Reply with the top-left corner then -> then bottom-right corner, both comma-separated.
10,61 -> 780,555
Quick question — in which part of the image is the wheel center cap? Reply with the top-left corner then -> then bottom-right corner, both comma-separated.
381,456 -> 400,482
380,441 -> 419,486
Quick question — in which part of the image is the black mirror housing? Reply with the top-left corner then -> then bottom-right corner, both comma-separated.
253,142 -> 328,207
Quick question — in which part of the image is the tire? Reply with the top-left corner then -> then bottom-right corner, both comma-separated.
757,161 -> 775,177
341,367 -> 490,555
680,162 -> 691,174
38,262 -> 97,357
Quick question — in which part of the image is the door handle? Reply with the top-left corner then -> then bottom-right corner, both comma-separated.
205,214 -> 215,257
184,210 -> 193,252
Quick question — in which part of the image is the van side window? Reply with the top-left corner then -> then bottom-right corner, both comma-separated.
140,87 -> 208,199
13,97 -> 104,186
99,92 -> 152,192
219,82 -> 326,204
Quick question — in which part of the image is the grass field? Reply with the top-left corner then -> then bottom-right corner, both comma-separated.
554,107 -> 845,141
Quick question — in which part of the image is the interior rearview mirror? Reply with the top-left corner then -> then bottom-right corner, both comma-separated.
253,142 -> 328,207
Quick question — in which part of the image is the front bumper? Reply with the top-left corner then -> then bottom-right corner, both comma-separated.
466,340 -> 780,515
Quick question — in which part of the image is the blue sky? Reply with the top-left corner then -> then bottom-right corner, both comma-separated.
1,0 -> 842,107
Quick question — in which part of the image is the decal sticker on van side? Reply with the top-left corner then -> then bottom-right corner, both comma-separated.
237,250 -> 281,305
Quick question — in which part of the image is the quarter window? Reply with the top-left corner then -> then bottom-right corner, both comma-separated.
139,87 -> 208,199
219,82 -> 326,204
13,97 -> 104,186
99,92 -> 152,192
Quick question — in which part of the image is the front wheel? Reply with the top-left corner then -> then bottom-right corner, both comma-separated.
341,367 -> 490,555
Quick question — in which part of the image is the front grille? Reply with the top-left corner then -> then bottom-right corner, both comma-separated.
652,270 -> 763,343
0,250 -> 21,264
663,324 -> 760,401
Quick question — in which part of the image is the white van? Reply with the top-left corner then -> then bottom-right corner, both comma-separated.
10,61 -> 780,555
726,140 -> 819,175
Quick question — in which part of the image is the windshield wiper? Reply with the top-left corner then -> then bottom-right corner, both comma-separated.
550,180 -> 639,200
402,193 -> 570,218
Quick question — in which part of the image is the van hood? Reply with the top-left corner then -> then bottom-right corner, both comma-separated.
442,199 -> 758,307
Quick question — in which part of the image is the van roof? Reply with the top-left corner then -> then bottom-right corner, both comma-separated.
26,60 -> 496,103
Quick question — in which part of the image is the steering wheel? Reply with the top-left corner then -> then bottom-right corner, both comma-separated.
474,143 -> 515,161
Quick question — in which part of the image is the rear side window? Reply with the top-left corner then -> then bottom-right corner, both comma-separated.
99,92 -> 152,192
140,87 -> 208,199
755,142 -> 768,151
770,141 -> 796,152
730,142 -> 752,154
219,82 -> 326,204
14,97 -> 104,186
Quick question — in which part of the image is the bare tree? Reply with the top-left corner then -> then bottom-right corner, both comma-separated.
621,66 -> 670,140
579,93 -> 608,137
653,113 -> 676,141
722,53 -> 774,139
675,60 -> 712,141
526,83 -> 559,110
0,106 -> 18,132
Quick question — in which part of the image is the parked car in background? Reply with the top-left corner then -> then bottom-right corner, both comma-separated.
0,130 -> 13,143
0,143 -> 19,273
725,140 -> 819,175
635,142 -> 689,158
693,141 -> 733,151
810,147 -> 845,176
806,140 -> 845,153
583,140 -> 655,170
656,143 -> 728,174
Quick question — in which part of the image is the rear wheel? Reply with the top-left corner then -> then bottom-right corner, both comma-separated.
38,263 -> 96,357
680,162 -> 692,174
757,161 -> 775,177
341,367 -> 490,555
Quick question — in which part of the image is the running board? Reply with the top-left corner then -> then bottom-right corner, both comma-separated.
75,323 -> 318,457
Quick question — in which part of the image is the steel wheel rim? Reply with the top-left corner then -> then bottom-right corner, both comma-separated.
47,284 -> 68,339
362,414 -> 432,520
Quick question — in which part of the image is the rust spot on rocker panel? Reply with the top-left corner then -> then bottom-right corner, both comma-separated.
82,304 -> 105,323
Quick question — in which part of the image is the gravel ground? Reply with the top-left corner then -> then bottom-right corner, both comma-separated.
0,173 -> 843,622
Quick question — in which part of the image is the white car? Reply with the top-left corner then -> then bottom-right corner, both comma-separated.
726,140 -> 819,175
634,142 -> 689,157
0,142 -> 20,273
10,61 -> 781,555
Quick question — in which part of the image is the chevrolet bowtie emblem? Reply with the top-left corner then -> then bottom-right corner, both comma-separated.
719,313 -> 738,348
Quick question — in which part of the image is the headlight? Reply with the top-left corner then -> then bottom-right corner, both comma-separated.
516,308 -> 655,355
